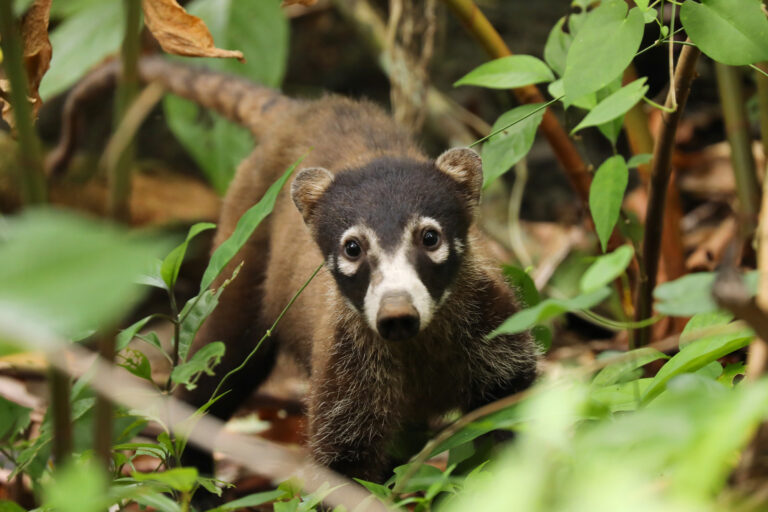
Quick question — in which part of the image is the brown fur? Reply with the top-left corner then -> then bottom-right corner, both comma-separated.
56,58 -> 539,479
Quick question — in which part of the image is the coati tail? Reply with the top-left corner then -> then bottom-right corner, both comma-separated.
46,56 -> 290,176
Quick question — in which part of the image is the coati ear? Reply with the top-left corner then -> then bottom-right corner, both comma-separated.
435,147 -> 483,207
291,167 -> 335,225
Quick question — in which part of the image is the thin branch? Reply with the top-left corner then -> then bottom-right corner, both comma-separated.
0,315 -> 388,512
440,0 -> 592,204
635,42 -> 701,346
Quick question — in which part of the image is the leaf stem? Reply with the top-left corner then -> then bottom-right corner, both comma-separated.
0,0 -> 47,204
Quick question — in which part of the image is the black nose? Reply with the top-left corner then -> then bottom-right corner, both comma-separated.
376,292 -> 420,341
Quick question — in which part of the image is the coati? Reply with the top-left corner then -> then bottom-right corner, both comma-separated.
56,57 -> 539,481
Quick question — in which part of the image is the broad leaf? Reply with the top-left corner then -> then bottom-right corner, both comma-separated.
580,245 -> 634,293
205,489 -> 287,512
563,0 -> 644,101
572,78 -> 648,134
116,316 -> 153,352
680,311 -> 734,348
0,209 -> 169,338
488,287 -> 611,338
132,468 -> 198,493
117,348 -> 154,383
642,325 -> 754,404
680,0 -> 768,66
481,104 -> 545,188
627,153 -> 652,169
592,348 -> 668,387
454,55 -> 554,89
654,271 -> 758,317
543,17 -> 571,77
589,155 -> 629,252
0,396 -> 32,442
199,159 -> 301,292
503,265 -> 541,308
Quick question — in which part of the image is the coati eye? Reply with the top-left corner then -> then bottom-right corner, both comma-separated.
422,229 -> 441,250
344,239 -> 362,259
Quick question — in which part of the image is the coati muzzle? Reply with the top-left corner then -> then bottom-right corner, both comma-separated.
376,291 -> 420,341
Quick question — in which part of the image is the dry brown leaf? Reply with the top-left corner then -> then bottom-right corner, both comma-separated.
142,0 -> 244,62
282,0 -> 318,6
0,0 -> 52,129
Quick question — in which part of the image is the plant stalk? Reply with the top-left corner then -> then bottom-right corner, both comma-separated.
108,0 -> 142,222
715,63 -> 760,236
0,0 -> 47,204
95,333 -> 116,467
635,42 -> 701,346
440,0 -> 592,204
49,368 -> 72,463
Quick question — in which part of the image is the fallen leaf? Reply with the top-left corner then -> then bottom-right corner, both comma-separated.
0,0 -> 52,128
282,0 -> 318,6
142,0 -> 244,61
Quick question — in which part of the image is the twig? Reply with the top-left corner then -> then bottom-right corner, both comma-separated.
685,216 -> 738,271
49,368 -> 72,463
0,315 -> 388,512
440,0 -> 592,205
95,332 -> 116,467
635,42 -> 701,346
0,0 -> 47,203
109,0 -> 142,222
715,63 -> 760,237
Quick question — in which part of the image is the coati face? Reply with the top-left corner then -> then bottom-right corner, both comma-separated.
291,148 -> 482,341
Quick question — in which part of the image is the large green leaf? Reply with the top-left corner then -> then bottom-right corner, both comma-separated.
563,0 -> 644,101
132,468 -> 198,493
171,341 -> 225,391
488,287 -> 611,338
199,159 -> 301,292
481,104 -> 545,188
0,396 -> 31,442
592,348 -> 668,387
43,461 -> 110,512
572,78 -> 648,134
580,245 -> 634,293
40,1 -> 123,99
455,55 -> 554,89
543,17 -> 571,77
680,0 -> 768,66
0,209 -> 169,338
164,0 -> 289,194
654,271 -> 758,317
589,155 -> 629,252
641,324 -> 754,404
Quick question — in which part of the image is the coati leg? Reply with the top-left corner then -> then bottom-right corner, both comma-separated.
178,149 -> 281,473
306,349 -> 404,482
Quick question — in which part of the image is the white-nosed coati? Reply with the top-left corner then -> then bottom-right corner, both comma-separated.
58,57 -> 539,481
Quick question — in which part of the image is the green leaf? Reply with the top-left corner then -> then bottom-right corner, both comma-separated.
680,311 -> 734,348
543,17 -> 571,77
502,265 -> 541,307
592,347 -> 669,386
563,1 -> 645,101
40,1 -> 123,99
572,78 -> 649,134
116,316 -> 154,352
132,468 -> 199,493
0,209 -> 170,338
44,461 -> 110,512
548,78 -> 596,110
199,159 -> 301,292
589,377 -> 653,412
0,500 -> 26,512
654,271 -> 758,317
164,0 -> 289,193
627,153 -> 652,169
589,155 -> 629,252
171,342 -> 225,391
680,0 -> 768,66
642,324 -> 754,404
117,348 -> 154,383
489,287 -> 612,338
178,264 -> 241,361
481,104 -> 546,188
160,223 -> 216,290
580,245 -> 634,293
718,363 -> 746,387
0,396 -> 31,442
454,55 -> 555,89
205,489 -> 287,512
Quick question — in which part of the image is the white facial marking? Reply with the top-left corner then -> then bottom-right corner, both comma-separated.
454,238 -> 464,255
363,226 -> 435,335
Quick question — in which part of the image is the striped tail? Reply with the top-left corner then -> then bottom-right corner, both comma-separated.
47,56 -> 291,176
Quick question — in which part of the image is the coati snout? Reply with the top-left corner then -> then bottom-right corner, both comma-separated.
291,148 -> 482,341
